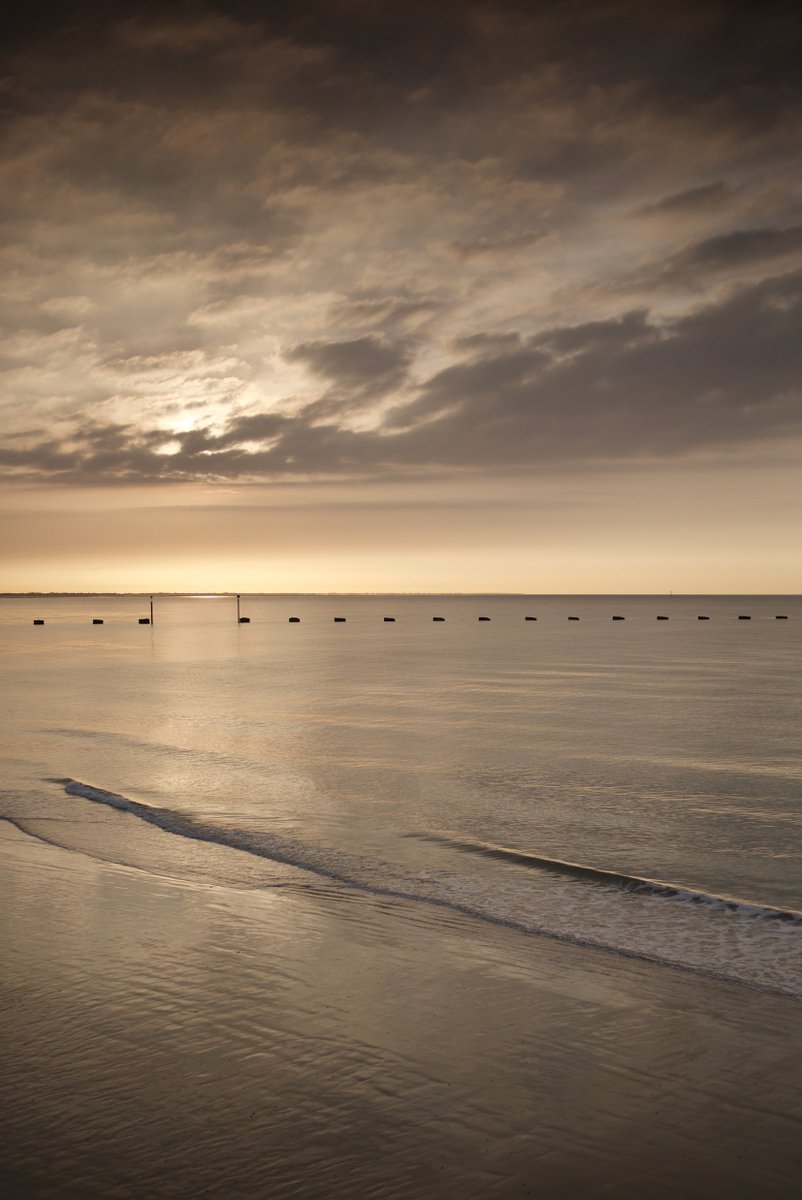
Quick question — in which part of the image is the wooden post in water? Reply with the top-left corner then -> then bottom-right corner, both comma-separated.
237,593 -> 241,622
150,595 -> 154,625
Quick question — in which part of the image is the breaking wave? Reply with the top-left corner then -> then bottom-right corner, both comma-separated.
3,778 -> 801,1002
410,831 -> 802,923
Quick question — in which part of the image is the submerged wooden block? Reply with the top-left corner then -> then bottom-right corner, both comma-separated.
33,619 -> 44,625
383,616 -> 395,622
238,617 -> 250,623
525,616 -> 537,621
477,616 -> 491,621
288,616 -> 301,623
92,619 -> 104,625
432,616 -> 445,621
333,617 -> 346,622
138,618 -> 150,625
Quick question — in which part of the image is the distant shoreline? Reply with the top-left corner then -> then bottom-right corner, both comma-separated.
2,592 -> 800,600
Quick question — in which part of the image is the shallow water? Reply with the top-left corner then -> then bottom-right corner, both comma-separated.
3,594 -> 802,1198
2,594 -> 801,998
3,818 -> 802,1200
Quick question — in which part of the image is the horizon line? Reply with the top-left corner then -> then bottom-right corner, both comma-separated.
2,592 -> 800,600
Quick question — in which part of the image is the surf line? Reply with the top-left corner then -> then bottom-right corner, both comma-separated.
33,778 -> 802,1002
57,778 -> 802,926
412,831 -> 802,924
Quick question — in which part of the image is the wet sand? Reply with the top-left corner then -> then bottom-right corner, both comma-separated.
2,820 -> 801,1200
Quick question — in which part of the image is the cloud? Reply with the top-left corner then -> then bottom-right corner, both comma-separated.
331,290 -> 446,334
453,331 -> 523,356
634,181 -> 734,216
114,12 -> 249,53
448,231 -> 547,259
664,226 -> 802,278
3,270 -> 800,485
282,334 -> 414,422
393,272 -> 802,463
1,0 -> 801,496
285,335 -> 411,392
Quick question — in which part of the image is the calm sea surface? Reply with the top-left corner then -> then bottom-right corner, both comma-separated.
2,593 -> 801,999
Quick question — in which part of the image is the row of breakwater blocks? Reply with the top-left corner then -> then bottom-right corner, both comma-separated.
30,612 -> 792,625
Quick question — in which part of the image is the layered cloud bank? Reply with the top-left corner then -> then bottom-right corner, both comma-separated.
1,1 -> 800,588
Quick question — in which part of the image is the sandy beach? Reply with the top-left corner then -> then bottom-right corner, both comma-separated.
3,816 -> 802,1200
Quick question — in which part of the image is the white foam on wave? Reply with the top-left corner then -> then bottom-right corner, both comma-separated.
25,779 -> 802,1003
413,832 -> 802,924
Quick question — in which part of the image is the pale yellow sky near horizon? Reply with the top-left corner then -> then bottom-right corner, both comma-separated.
3,454 -> 800,593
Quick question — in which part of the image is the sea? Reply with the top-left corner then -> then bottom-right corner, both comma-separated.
1,592 -> 802,1200
2,593 -> 801,998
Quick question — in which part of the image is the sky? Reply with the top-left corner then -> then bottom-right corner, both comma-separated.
1,0 -> 801,593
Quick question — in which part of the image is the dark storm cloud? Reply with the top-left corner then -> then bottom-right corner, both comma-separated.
1,0 -> 801,489
282,335 -> 414,421
664,226 -> 802,278
5,1 -> 801,154
397,272 -> 802,462
285,336 -> 411,393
